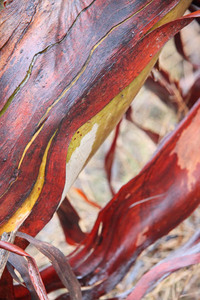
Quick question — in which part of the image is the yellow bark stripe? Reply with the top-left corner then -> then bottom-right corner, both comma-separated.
66,0 -> 192,165
0,130 -> 57,234
66,55 -> 158,165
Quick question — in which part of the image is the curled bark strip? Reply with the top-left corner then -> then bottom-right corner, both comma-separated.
37,99 -> 200,299
127,252 -> 200,299
0,240 -> 48,299
17,231 -> 82,300
104,121 -> 122,196
57,196 -> 87,245
0,231 -> 15,279
73,188 -> 101,210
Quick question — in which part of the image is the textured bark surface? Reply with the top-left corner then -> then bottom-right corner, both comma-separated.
0,0 -> 193,237
1,1 -> 200,299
